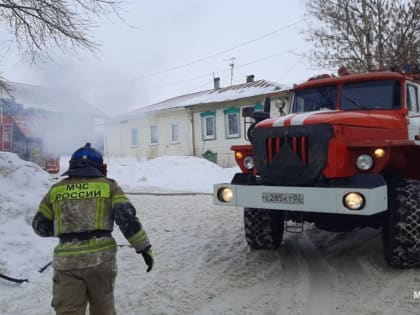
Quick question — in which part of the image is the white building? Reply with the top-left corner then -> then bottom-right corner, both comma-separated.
104,76 -> 290,167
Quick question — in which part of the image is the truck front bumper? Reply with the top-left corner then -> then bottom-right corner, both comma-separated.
214,181 -> 388,216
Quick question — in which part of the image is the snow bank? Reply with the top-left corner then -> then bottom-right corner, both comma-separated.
60,155 -> 239,194
1,153 -> 237,279
106,155 -> 239,193
0,152 -> 57,278
0,152 -> 54,224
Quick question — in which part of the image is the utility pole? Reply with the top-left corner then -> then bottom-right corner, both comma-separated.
229,57 -> 236,86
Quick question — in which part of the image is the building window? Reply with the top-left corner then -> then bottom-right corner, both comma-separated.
224,107 -> 240,138
150,125 -> 158,144
200,111 -> 216,140
171,123 -> 179,143
131,128 -> 139,146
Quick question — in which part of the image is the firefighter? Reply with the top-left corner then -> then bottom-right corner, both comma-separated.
32,143 -> 153,315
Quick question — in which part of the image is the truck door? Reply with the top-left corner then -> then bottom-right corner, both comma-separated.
406,83 -> 420,145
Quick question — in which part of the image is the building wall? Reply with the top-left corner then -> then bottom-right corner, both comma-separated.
104,108 -> 192,159
191,95 -> 289,167
104,93 -> 290,167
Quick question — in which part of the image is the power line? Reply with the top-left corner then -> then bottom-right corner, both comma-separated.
112,47 -> 303,92
84,18 -> 307,89
234,47 -> 303,70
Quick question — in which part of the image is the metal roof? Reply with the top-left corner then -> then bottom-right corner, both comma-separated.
120,79 -> 290,118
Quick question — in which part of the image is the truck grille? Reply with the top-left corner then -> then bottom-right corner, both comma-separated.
252,124 -> 334,185
267,136 -> 308,165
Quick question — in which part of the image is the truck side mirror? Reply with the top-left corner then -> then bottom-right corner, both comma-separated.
242,106 -> 255,118
252,111 -> 270,122
263,97 -> 271,113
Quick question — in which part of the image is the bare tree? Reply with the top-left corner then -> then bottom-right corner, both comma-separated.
0,0 -> 122,58
304,0 -> 420,72
0,0 -> 122,91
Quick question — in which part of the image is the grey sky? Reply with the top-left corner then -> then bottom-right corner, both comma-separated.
0,0 -> 323,115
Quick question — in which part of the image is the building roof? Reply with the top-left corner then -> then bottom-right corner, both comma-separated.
121,79 -> 290,118
13,117 -> 36,138
1,81 -> 105,117
0,115 -> 43,140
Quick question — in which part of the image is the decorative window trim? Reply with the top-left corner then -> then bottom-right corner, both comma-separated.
254,103 -> 263,111
200,110 -> 216,117
223,107 -> 240,115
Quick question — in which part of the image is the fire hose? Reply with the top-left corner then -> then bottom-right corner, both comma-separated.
0,261 -> 51,283
0,273 -> 29,284
0,244 -> 132,284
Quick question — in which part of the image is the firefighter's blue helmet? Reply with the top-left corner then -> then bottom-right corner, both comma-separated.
62,143 -> 105,177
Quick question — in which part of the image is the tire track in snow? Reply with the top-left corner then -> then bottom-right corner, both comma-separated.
294,232 -> 339,315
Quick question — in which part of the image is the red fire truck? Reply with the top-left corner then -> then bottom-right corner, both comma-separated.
0,114 -> 60,174
214,66 -> 420,268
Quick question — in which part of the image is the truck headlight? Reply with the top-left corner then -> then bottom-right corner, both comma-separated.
243,156 -> 254,170
343,192 -> 365,210
217,187 -> 233,202
356,154 -> 373,171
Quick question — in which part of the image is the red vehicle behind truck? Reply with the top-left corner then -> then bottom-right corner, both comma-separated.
0,114 -> 60,174
214,67 -> 420,268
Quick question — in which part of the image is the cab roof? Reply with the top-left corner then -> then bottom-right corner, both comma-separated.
294,71 -> 412,90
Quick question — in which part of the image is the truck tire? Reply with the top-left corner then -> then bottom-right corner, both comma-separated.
244,208 -> 284,249
382,178 -> 420,268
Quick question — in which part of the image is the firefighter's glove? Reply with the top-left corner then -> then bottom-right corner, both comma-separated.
141,248 -> 154,272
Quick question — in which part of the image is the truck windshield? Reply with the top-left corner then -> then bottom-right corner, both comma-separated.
341,80 -> 401,110
292,86 -> 337,113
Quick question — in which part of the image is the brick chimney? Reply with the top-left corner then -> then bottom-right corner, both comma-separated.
246,75 -> 255,83
213,77 -> 220,89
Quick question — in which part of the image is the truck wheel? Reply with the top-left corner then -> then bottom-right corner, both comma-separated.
382,178 -> 420,267
244,208 -> 284,249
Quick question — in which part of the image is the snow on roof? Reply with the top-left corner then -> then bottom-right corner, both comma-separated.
3,81 -> 105,117
122,79 -> 290,118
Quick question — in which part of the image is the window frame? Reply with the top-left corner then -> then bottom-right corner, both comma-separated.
171,123 -> 180,144
407,84 -> 419,113
130,127 -> 139,147
223,107 -> 241,139
150,125 -> 158,145
200,111 -> 216,140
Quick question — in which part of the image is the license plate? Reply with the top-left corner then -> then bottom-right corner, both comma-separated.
262,192 -> 304,204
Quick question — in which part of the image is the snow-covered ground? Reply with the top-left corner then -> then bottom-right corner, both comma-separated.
0,152 -> 419,315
